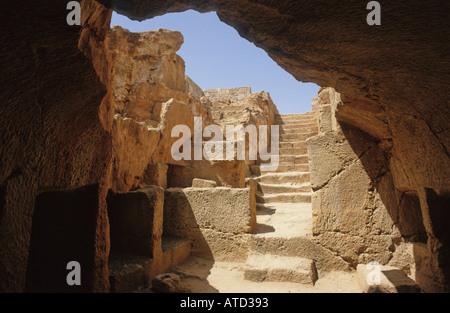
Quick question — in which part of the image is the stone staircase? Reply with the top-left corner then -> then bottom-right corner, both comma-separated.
244,112 -> 320,284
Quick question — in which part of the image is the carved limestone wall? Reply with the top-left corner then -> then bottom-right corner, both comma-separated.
307,88 -> 425,279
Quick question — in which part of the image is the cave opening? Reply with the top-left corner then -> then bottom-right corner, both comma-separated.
99,6 -> 435,293
1,0 -> 447,294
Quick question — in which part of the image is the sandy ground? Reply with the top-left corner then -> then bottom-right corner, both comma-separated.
170,256 -> 362,293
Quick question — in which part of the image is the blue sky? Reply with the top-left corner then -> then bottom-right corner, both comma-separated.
110,10 -> 320,114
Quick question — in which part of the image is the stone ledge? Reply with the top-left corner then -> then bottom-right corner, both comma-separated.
357,264 -> 420,293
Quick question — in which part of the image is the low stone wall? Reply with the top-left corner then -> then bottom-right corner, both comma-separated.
164,187 -> 256,261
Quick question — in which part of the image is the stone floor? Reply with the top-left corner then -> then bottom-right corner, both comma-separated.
164,256 -> 362,293
255,202 -> 312,238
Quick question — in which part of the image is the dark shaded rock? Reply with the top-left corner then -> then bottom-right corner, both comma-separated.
152,273 -> 182,293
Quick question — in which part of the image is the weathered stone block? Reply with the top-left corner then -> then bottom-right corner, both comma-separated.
319,104 -> 332,133
107,185 -> 164,257
413,242 -> 442,293
312,160 -> 372,236
192,178 -> 217,188
161,237 -> 192,272
387,242 -> 415,275
308,120 -> 408,270
151,273 -> 181,293
164,187 -> 256,234
244,253 -> 318,284
201,229 -> 251,261
318,87 -> 332,105
357,264 -> 420,293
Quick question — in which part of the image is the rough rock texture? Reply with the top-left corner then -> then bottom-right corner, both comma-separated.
207,89 -> 279,143
151,273 -> 182,293
2,0 -> 449,292
108,253 -> 150,292
106,27 -> 186,124
0,0 -> 113,292
165,187 -> 256,234
192,178 -> 217,188
107,186 -> 164,257
104,26 -> 213,191
357,264 -> 420,293
186,76 -> 210,105
205,87 -> 280,174
164,187 -> 256,260
307,88 -> 425,276
244,253 -> 318,284
143,163 -> 169,189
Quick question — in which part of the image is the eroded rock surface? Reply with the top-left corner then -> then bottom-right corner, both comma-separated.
105,26 -> 213,191
101,0 -> 450,292
307,87 -> 429,289
152,273 -> 182,293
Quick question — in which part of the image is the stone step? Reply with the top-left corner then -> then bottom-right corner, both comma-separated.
255,172 -> 310,185
210,105 -> 248,112
243,252 -> 318,284
279,141 -> 307,148
251,198 -> 351,273
249,163 -> 309,175
279,122 -> 318,128
279,146 -> 308,155
356,264 -> 421,293
277,113 -> 316,119
258,192 -> 311,204
258,182 -> 311,194
251,235 -> 315,255
248,234 -> 350,273
255,202 -> 312,238
280,132 -> 317,141
270,154 -> 308,164
277,164 -> 310,171
281,126 -> 319,134
259,154 -> 309,165
276,117 -> 317,124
